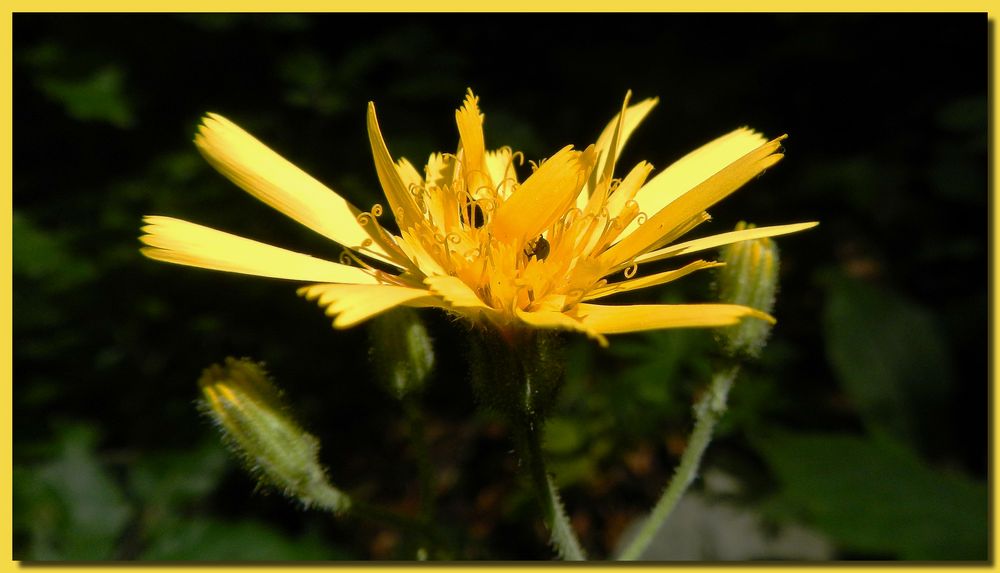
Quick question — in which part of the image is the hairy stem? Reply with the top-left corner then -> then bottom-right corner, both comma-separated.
514,419 -> 586,561
618,365 -> 739,561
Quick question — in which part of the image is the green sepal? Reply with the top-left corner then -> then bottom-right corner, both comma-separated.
466,325 -> 565,424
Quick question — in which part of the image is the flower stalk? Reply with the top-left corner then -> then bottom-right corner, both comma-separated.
618,223 -> 782,560
617,365 -> 738,560
468,327 -> 584,560
513,415 -> 586,560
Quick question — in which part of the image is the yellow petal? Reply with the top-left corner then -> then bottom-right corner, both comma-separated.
601,135 -> 787,268
425,152 -> 454,188
606,160 -> 654,218
139,216 -> 379,284
591,91 -> 632,196
585,260 -> 724,301
396,157 -> 424,192
424,275 -> 489,309
515,308 -> 608,347
397,230 -> 448,277
298,283 -> 436,328
485,148 -> 518,199
616,127 -> 768,242
579,95 -> 659,207
367,102 -> 428,231
455,89 -> 493,196
491,145 -> 593,245
194,113 -> 404,269
634,222 -> 820,265
577,302 -> 775,334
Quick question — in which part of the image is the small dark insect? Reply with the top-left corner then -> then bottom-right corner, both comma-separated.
524,236 -> 550,261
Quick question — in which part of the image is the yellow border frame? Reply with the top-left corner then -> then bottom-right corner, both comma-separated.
4,6 -> 994,572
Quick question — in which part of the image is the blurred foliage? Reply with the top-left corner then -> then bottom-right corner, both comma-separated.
14,424 -> 353,560
13,13 -> 985,560
754,432 -> 987,560
824,274 -> 954,450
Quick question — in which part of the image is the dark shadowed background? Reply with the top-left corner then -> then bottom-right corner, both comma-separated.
13,13 -> 988,560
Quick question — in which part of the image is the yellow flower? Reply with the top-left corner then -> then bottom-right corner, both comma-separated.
140,90 -> 816,347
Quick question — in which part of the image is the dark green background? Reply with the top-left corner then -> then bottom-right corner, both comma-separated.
13,14 -> 987,560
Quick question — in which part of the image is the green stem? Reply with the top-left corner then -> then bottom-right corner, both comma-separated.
617,365 -> 739,561
515,419 -> 586,561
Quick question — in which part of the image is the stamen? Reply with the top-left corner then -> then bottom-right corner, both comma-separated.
352,203 -> 418,270
469,197 -> 495,229
624,261 -> 639,279
468,202 -> 485,229
371,269 -> 405,286
496,148 -> 523,198
475,197 -> 496,212
561,207 -> 583,230
495,176 -> 518,197
337,247 -> 402,286
407,182 -> 428,215
472,183 -> 496,201
351,238 -> 394,262
355,203 -> 383,226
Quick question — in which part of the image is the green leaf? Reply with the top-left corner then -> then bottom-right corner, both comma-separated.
15,424 -> 133,560
823,275 -> 952,448
13,211 -> 97,291
128,441 -> 228,509
754,432 -> 987,560
140,518 -> 348,560
38,66 -> 134,128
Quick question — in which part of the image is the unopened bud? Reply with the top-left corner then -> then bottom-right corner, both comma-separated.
369,308 -> 435,399
718,222 -> 780,358
198,358 -> 349,512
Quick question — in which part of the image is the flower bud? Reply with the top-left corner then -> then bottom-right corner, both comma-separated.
198,358 -> 349,512
718,221 -> 781,359
368,308 -> 435,399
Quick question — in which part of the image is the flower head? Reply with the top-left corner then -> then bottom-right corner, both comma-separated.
141,90 -> 816,346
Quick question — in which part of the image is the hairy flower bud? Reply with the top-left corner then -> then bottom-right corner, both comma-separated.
198,358 -> 348,512
718,222 -> 780,358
